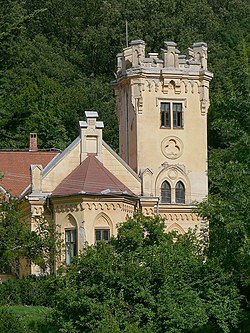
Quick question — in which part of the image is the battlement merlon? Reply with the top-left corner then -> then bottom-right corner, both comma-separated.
116,40 -> 212,76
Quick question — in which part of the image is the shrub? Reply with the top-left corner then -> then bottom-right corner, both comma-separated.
0,274 -> 58,306
0,307 -> 27,333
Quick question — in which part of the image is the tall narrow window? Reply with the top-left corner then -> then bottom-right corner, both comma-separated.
65,229 -> 76,265
173,103 -> 183,128
95,228 -> 110,242
175,181 -> 185,203
161,181 -> 171,203
161,102 -> 171,127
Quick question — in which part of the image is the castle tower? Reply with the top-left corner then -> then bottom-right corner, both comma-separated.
113,40 -> 213,232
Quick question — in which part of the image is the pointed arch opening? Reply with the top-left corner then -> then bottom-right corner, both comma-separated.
161,181 -> 171,203
175,181 -> 185,204
167,222 -> 185,235
94,213 -> 112,243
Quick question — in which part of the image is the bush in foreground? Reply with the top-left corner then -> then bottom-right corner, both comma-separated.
53,214 -> 241,333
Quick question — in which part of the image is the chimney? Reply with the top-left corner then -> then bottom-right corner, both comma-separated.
29,133 -> 38,151
79,111 -> 104,163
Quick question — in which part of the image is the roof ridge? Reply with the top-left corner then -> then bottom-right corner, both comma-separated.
81,155 -> 92,186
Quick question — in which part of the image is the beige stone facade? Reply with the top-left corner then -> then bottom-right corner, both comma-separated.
114,39 -> 212,234
17,39 -> 212,274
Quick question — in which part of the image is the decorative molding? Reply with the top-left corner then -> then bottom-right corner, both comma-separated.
156,97 -> 187,108
54,201 -> 135,214
154,80 -> 160,92
161,136 -> 183,159
161,79 -> 181,94
155,164 -> 191,204
167,168 -> 178,180
161,212 -> 200,222
137,97 -> 143,114
146,80 -> 152,92
31,205 -> 44,216
166,222 -> 185,234
142,207 -> 154,216
140,209 -> 199,223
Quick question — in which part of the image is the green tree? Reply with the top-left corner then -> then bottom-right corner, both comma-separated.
0,198 -> 30,275
0,198 -> 62,276
54,214 -> 241,333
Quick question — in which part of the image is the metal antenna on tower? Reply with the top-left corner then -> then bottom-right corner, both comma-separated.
126,20 -> 128,47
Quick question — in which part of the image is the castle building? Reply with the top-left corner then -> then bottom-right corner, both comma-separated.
114,40 -> 213,230
0,40 -> 212,275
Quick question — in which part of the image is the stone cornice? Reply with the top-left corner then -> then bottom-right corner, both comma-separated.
53,200 -> 135,214
50,194 -> 137,205
114,67 -> 213,85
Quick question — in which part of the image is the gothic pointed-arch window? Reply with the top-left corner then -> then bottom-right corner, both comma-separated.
175,181 -> 185,204
94,213 -> 112,243
161,181 -> 171,203
64,214 -> 77,265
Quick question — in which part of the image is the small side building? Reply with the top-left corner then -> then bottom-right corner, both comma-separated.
27,111 -> 140,273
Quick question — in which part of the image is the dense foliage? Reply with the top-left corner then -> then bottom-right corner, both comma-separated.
0,275 -> 57,306
0,305 -> 57,333
0,0 -> 249,151
0,198 -> 61,275
53,215 -> 241,333
0,0 -> 249,331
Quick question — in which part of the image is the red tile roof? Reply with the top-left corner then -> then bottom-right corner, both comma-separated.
52,154 -> 135,197
0,151 -> 58,197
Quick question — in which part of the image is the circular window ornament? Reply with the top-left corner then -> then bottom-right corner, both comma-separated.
161,136 -> 183,159
168,169 -> 178,180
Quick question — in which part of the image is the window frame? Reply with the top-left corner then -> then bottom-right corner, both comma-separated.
95,228 -> 110,243
160,101 -> 184,129
161,180 -> 171,203
65,228 -> 77,265
175,181 -> 185,204
173,102 -> 183,128
160,102 -> 171,128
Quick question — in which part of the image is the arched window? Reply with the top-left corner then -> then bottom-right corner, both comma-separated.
175,181 -> 185,204
65,228 -> 77,265
94,213 -> 112,243
161,181 -> 171,203
64,214 -> 77,265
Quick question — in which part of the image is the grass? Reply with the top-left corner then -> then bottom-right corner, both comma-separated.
0,305 -> 58,333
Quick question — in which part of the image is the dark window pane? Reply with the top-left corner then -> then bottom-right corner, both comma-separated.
95,230 -> 101,241
161,103 -> 170,127
103,230 -> 110,241
71,230 -> 76,242
176,181 -> 185,203
65,229 -> 76,265
173,103 -> 183,128
95,229 -> 110,242
161,181 -> 171,203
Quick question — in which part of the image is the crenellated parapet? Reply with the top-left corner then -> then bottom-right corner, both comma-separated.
116,39 -> 211,75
